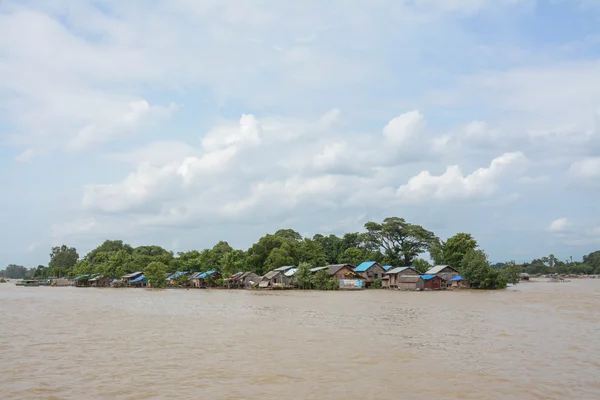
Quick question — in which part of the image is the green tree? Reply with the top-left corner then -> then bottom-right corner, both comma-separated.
221,250 -> 246,278
265,245 -> 295,270
85,240 -> 134,263
443,233 -> 478,270
312,269 -> 338,290
274,229 -> 302,241
364,217 -> 438,266
412,258 -> 431,273
339,247 -> 364,266
144,261 -> 169,288
461,249 -> 507,290
297,238 -> 327,267
500,260 -> 521,285
0,264 -> 28,279
294,262 -> 313,289
429,241 -> 445,265
49,245 -> 79,277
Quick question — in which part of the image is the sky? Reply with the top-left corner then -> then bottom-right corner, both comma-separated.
1,0 -> 600,267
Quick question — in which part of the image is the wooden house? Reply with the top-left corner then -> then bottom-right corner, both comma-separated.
89,275 -> 112,287
259,269 -> 288,288
239,272 -> 261,288
425,265 -> 459,283
398,275 -> 421,291
383,267 -> 421,289
167,271 -> 190,286
190,271 -> 220,288
450,275 -> 469,288
322,264 -> 358,282
354,261 -> 386,287
129,274 -> 147,287
121,271 -> 143,284
420,275 -> 444,290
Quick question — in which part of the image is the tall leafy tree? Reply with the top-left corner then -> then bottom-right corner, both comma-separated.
274,229 -> 302,241
297,238 -> 327,267
144,261 -> 169,288
364,217 -> 438,266
49,245 -> 79,277
338,247 -> 364,266
412,258 -> 431,273
443,233 -> 478,270
294,262 -> 313,289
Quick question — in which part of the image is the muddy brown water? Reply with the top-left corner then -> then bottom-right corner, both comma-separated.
1,280 -> 599,399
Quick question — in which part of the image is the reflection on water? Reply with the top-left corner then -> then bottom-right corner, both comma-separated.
1,280 -> 599,399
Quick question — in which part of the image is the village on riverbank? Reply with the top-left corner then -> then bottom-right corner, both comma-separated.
11,262 -> 596,291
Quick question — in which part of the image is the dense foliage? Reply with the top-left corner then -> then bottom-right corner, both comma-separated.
3,217 -> 599,291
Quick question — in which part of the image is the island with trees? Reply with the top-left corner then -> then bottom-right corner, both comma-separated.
1,217 -> 599,290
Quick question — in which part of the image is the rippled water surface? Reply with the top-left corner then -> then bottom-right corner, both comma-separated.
1,280 -> 599,399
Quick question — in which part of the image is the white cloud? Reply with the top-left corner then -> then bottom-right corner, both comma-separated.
396,152 -> 528,202
66,100 -> 177,152
569,157 -> 600,183
549,218 -> 569,232
382,110 -> 425,146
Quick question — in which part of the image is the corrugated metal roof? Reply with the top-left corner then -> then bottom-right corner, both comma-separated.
450,275 -> 463,281
274,265 -> 296,272
167,271 -> 188,280
284,268 -> 297,277
385,267 -> 415,275
324,264 -> 353,275
310,266 -> 328,273
425,265 -> 455,274
263,270 -> 281,280
130,275 -> 146,283
382,265 -> 392,271
122,271 -> 143,279
421,275 -> 438,280
355,261 -> 377,272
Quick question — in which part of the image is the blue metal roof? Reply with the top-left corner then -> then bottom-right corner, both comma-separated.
421,275 -> 437,280
382,265 -> 392,271
450,275 -> 463,281
130,275 -> 146,283
167,271 -> 188,280
197,270 -> 216,279
355,261 -> 377,272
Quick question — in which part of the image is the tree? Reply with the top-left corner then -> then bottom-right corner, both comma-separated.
221,250 -> 246,277
364,217 -> 438,266
429,241 -> 445,265
461,249 -> 507,290
274,229 -> 302,241
443,233 -> 478,270
144,261 -> 168,288
294,262 -> 313,289
265,246 -> 295,270
500,260 -> 520,285
339,247 -> 364,266
0,264 -> 28,279
312,269 -> 338,290
85,240 -> 134,263
412,258 -> 431,274
297,238 -> 327,267
49,245 -> 79,277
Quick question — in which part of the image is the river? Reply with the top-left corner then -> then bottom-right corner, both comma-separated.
1,280 -> 599,399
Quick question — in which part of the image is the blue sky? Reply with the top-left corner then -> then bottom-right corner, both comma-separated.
1,0 -> 600,267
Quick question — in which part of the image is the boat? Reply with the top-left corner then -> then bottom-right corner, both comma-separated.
15,279 -> 41,287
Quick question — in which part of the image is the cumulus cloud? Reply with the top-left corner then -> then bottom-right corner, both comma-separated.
67,109 -> 535,241
549,217 -> 569,232
396,152 -> 528,202
569,157 -> 600,183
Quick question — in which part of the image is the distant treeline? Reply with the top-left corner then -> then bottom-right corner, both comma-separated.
2,217 -> 599,289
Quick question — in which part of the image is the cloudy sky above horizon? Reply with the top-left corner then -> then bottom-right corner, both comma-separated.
1,0 -> 599,267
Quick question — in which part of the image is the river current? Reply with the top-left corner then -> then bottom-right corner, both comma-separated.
1,280 -> 599,399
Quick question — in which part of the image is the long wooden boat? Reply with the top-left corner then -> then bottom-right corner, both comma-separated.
15,279 -> 41,287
